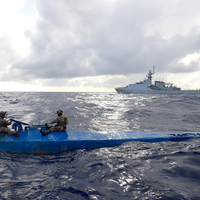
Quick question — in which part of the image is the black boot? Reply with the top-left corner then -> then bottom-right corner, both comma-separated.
12,131 -> 20,137
40,130 -> 46,136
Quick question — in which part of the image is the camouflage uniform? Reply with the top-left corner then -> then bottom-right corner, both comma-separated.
42,114 -> 68,135
0,115 -> 19,137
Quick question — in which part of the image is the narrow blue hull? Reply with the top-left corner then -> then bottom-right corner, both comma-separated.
0,126 -> 200,154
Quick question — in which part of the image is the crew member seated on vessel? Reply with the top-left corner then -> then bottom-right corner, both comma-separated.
0,111 -> 20,137
40,109 -> 68,136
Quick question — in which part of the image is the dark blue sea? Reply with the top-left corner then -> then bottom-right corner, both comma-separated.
0,92 -> 200,199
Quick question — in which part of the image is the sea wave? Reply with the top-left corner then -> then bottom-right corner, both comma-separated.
0,92 -> 200,199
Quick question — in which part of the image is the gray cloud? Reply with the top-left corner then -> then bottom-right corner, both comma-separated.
0,36 -> 21,82
5,0 -> 200,83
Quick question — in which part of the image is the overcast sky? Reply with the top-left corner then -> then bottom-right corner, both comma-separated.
0,0 -> 200,92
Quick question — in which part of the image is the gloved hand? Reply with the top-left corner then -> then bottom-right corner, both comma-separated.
7,118 -> 12,123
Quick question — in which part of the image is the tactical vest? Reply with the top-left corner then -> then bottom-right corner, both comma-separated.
0,118 -> 8,128
57,115 -> 68,126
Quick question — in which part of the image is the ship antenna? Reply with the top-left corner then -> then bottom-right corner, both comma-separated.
153,65 -> 155,74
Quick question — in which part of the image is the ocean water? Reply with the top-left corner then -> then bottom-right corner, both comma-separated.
0,92 -> 200,199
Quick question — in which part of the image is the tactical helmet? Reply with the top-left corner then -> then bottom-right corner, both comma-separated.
0,111 -> 6,118
57,109 -> 63,116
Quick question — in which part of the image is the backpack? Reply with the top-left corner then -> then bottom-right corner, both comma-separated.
64,115 -> 68,125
